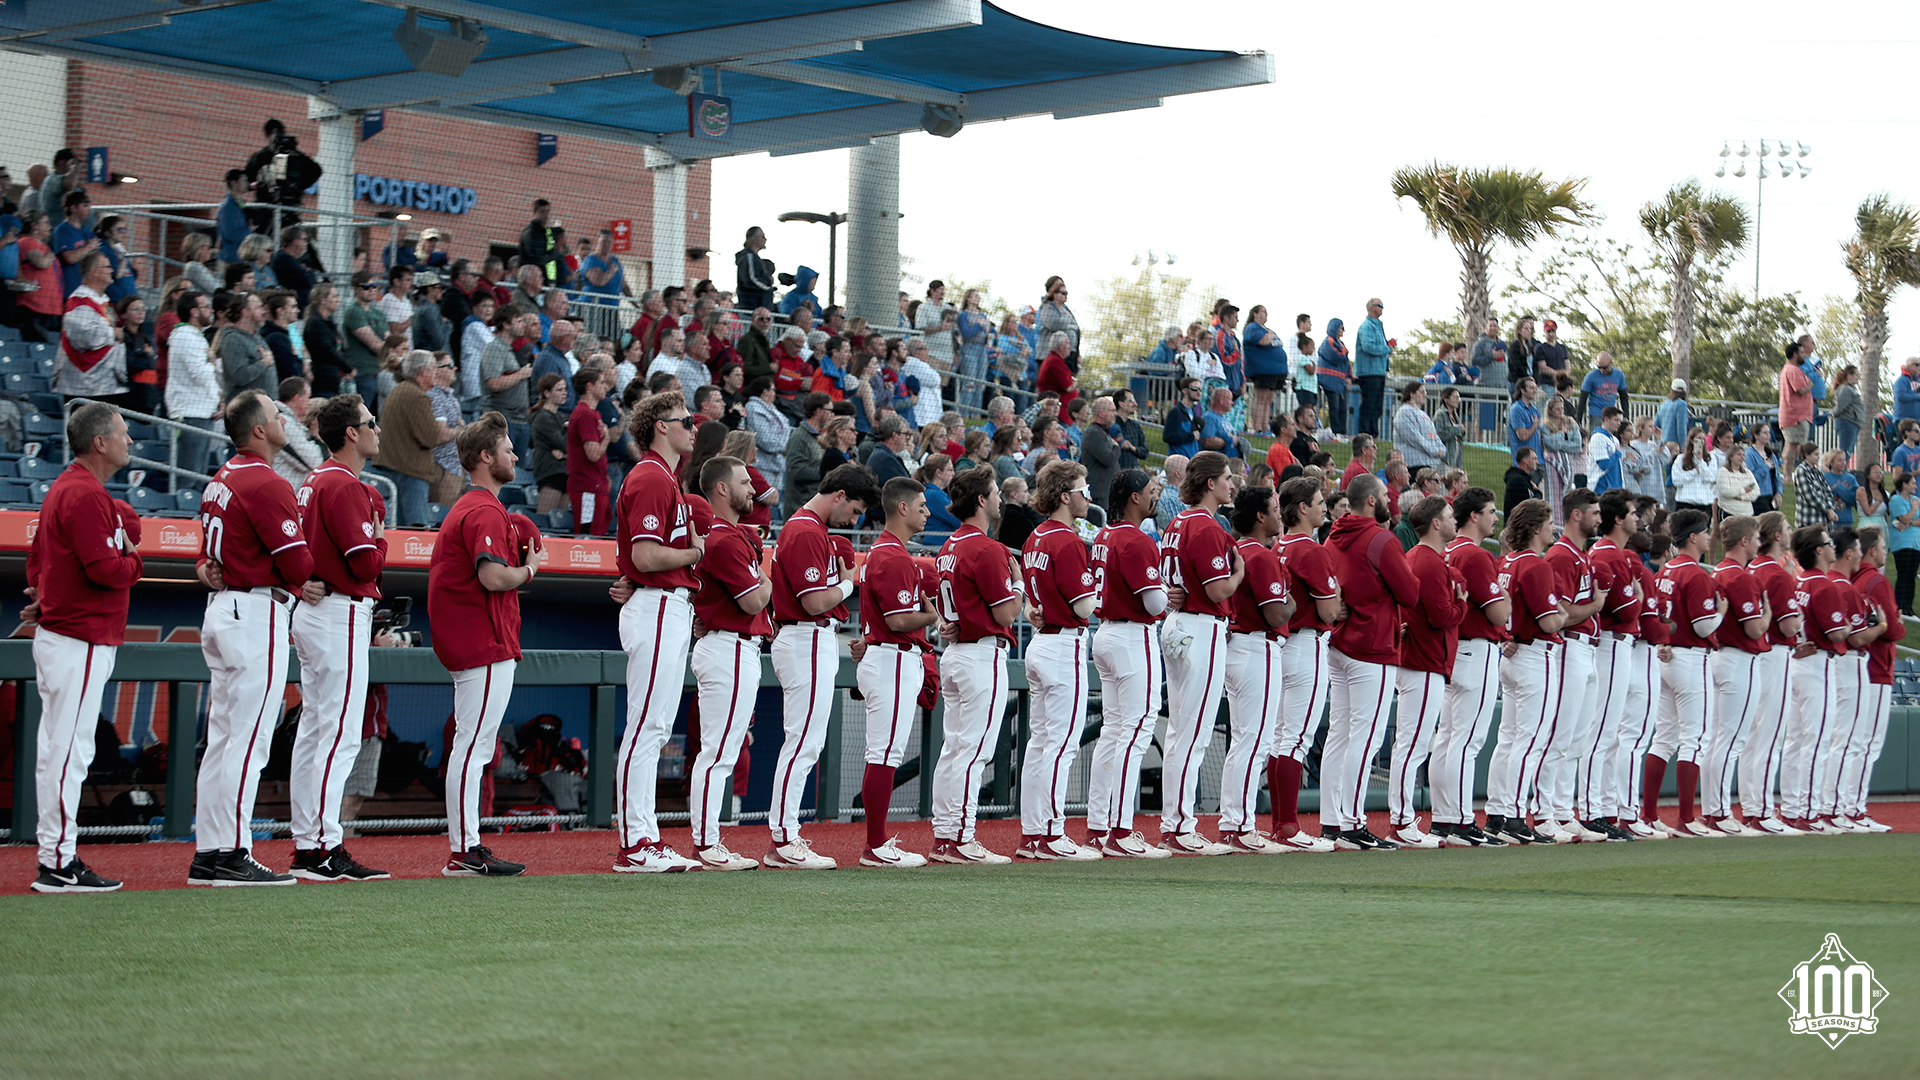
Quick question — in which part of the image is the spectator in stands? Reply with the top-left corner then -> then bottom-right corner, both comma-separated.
734,226 -> 775,311
735,306 -> 775,384
1340,434 -> 1378,488
259,289 -> 302,382
266,226 -> 312,308
770,325 -> 811,418
1395,381 -> 1446,472
1265,413 -> 1298,475
1892,356 -> 1920,432
647,327 -> 708,412
1353,298 -> 1393,436
1504,316 -> 1536,387
53,251 -> 130,407
818,415 -> 858,473
1163,376 -> 1205,458
743,376 -> 790,507
167,291 -> 219,475
1505,446 -> 1543,513
217,291 -> 276,398
53,189 -> 97,298
982,395 -> 1016,438
216,167 -> 250,262
1507,375 -> 1542,464
528,372 -> 570,513
480,303 -> 536,458
471,255 -> 509,310
373,264 -> 416,343
566,368 -> 612,535
534,316 -> 580,414
990,425 -> 1026,482
648,285 -> 690,355
454,292 -> 493,417
117,295 -> 158,413
1080,396 -> 1120,512
1199,386 -> 1241,458
93,216 -> 137,303
1037,331 -> 1078,423
237,233 -> 276,289
780,265 -> 821,318
13,212 -> 62,341
222,261 -> 256,295
1156,455 -> 1189,531
518,199 -> 564,285
1182,328 -> 1225,387
374,349 -> 460,525
1832,364 -> 1864,464
1778,340 -> 1813,449
1576,349 -> 1625,421
428,352 -> 466,489
417,228 -> 449,269
273,376 -> 326,488
299,282 -> 347,399
783,391 -> 833,515
18,163 -> 46,216
342,270 -> 390,405
1432,385 -> 1465,468
1316,317 -> 1351,438
409,271 -> 450,354
1037,276 -> 1080,358
575,229 -> 625,307
954,288 -> 992,406
997,474 -> 1043,550
177,232 -> 219,296
1109,388 -> 1147,471
867,413 -> 913,485
1242,305 -> 1286,436
440,258 -> 477,326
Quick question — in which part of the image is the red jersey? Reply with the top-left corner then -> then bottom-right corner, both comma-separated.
1798,570 -> 1850,654
1446,536 -> 1509,642
1636,561 -> 1670,644
297,461 -> 385,599
1162,507 -> 1236,619
1713,559 -> 1769,655
1340,459 -> 1370,488
860,531 -> 930,648
1587,540 -> 1644,636
200,452 -> 311,590
770,507 -> 840,624
1091,521 -> 1164,623
1545,535 -> 1598,637
565,400 -> 608,489
1655,555 -> 1721,649
1399,542 -> 1466,675
1833,571 -> 1870,650
1325,512 -> 1420,664
1752,557 -> 1802,649
1853,564 -> 1904,684
693,517 -> 770,636
1500,550 -> 1563,644
1022,520 -> 1097,630
829,534 -> 856,621
1278,533 -> 1341,634
1228,537 -> 1290,637
427,489 -> 523,671
937,524 -> 1019,644
27,463 -> 142,645
615,451 -> 697,591
743,465 -> 774,530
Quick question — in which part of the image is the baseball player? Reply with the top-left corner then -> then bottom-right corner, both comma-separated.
855,476 -> 938,868
1016,461 -> 1102,861
430,412 -> 540,877
1779,526 -> 1852,833
767,463 -> 878,868
1386,495 -> 1466,849
1268,476 -> 1339,852
1084,469 -> 1172,859
1738,512 -> 1802,833
1815,531 -> 1883,831
565,368 -> 612,536
683,454 -> 771,870
23,403 -> 138,893
1431,486 -> 1510,847
1536,488 -> 1610,843
1700,514 -> 1770,836
1158,451 -> 1242,855
1484,498 -> 1567,846
1216,484 -> 1293,853
931,465 -> 1022,864
1643,509 -> 1724,839
1320,473 -> 1419,850
1576,490 -> 1644,841
1616,532 -> 1670,838
610,391 -> 703,873
1842,526 -> 1900,831
191,389 -> 313,886
286,393 -> 391,881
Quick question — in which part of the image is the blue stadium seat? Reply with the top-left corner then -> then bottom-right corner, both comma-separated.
514,466 -> 535,487
25,342 -> 53,361
123,419 -> 156,441
546,508 -> 573,533
426,502 -> 449,527
5,371 -> 48,395
128,440 -> 162,464
0,324 -> 21,342
24,415 -> 61,447
27,392 -> 60,416
17,455 -> 60,481
0,479 -> 29,506
498,484 -> 528,507
0,355 -> 34,375
128,487 -> 171,513
175,488 -> 203,513
27,481 -> 51,506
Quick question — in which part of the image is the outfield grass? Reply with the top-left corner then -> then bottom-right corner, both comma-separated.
3,837 -> 1916,1080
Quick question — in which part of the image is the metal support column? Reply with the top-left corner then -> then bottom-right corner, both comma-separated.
845,135 -> 901,331
308,97 -> 357,278
587,682 -> 617,829
646,149 -> 689,291
163,681 -> 196,839
9,681 -> 38,844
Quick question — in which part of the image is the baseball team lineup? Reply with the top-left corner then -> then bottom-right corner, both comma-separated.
21,387 -> 1900,893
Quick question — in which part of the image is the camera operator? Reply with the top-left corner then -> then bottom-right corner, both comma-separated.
242,119 -> 324,237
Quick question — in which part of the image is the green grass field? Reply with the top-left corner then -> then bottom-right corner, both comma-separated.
4,837 -> 1916,1080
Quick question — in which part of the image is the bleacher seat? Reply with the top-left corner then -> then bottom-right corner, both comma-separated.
128,487 -> 171,514
175,489 -> 204,513
0,355 -> 34,375
128,440 -> 162,464
25,342 -> 54,361
0,479 -> 29,506
498,485 -> 528,507
426,502 -> 449,527
124,420 -> 156,441
546,508 -> 573,533
103,482 -> 130,499
6,371 -> 49,395
27,481 -> 51,506
17,456 -> 60,481
514,467 -> 535,487
23,413 -> 61,443
0,325 -> 21,342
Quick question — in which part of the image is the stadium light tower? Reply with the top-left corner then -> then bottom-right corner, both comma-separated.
1715,139 -> 1811,295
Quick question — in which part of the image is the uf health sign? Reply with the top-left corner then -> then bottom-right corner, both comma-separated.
353,173 -> 478,215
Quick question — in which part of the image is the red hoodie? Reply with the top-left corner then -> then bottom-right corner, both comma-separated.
1326,511 -> 1421,664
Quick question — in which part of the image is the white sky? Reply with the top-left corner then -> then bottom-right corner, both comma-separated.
712,0 -> 1920,370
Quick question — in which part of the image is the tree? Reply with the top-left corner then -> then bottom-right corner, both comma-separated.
1080,267 -> 1201,392
1639,179 -> 1749,386
1843,194 -> 1920,465
1389,162 -> 1597,339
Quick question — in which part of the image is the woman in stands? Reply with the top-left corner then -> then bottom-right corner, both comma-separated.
529,371 -> 570,513
819,414 -> 857,472
117,295 -> 158,414
13,212 -> 62,342
180,232 -> 221,297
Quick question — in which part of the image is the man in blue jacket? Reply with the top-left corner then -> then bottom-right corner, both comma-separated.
1895,356 -> 1920,429
1353,297 -> 1394,437
779,265 -> 819,317
1162,377 -> 1204,458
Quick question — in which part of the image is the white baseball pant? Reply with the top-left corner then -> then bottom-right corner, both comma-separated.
1085,621 -> 1162,835
1019,628 -> 1090,839
1274,628 -> 1330,764
1737,646 -> 1793,821
1839,680 -> 1892,818
1778,651 -> 1835,821
1388,667 -> 1445,830
1815,653 -> 1865,818
288,593 -> 374,851
1160,611 -> 1227,837
857,642 -> 923,770
1576,634 -> 1631,822
1219,631 -> 1282,834
1537,634 -> 1597,822
615,588 -> 695,849
1615,640 -> 1658,820
931,640 -> 1010,843
1702,647 -> 1764,820
1485,640 -> 1557,819
769,622 -> 836,845
197,589 -> 292,853
688,631 -> 761,849
1430,637 -> 1499,826
31,628 -> 117,869
1320,649 -> 1395,832
446,659 -> 516,852
1652,646 -> 1715,766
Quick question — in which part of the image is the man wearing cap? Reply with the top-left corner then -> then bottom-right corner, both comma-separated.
1532,318 -> 1570,385
270,226 -> 314,308
411,271 -> 451,354
1892,356 -> 1920,431
1656,378 -> 1694,453
1779,340 -> 1813,448
342,269 -> 391,407
1579,349 -> 1628,421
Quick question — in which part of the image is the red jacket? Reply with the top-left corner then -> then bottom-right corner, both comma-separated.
1326,512 -> 1421,664
1037,352 -> 1077,421
772,342 -> 813,400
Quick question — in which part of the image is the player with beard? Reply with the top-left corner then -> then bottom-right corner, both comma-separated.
1536,489 -> 1611,843
1841,527 -> 1900,831
1217,484 -> 1294,852
1643,510 -> 1725,838
1700,514 -> 1771,836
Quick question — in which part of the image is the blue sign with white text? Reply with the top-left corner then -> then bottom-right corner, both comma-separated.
537,133 -> 557,166
362,110 -> 384,141
353,173 -> 477,215
86,147 -> 109,184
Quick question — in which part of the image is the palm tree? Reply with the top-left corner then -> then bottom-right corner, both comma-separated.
1844,194 -> 1920,465
1390,163 -> 1596,347
1640,180 -> 1749,387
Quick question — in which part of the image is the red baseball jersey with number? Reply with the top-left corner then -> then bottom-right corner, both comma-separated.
1587,540 -> 1643,636
938,524 -> 1019,644
1399,542 -> 1466,675
1853,564 -> 1904,684
770,508 -> 839,624
28,463 -> 143,645
1091,521 -> 1163,623
1833,571 -> 1869,649
615,450 -> 697,590
1798,571 -> 1850,655
860,531 -> 930,648
1446,536 -> 1509,642
427,489 -> 523,671
1022,520 -> 1097,630
1752,557 -> 1802,648
1228,536 -> 1289,636
1713,559 -> 1769,655
1655,555 -> 1720,649
297,461 -> 386,599
1162,507 -> 1236,619
693,517 -> 770,636
1636,561 -> 1670,644
566,400 -> 609,490
1500,550 -> 1562,644
1545,536 -> 1598,637
1277,533 -> 1341,634
200,452 -> 311,590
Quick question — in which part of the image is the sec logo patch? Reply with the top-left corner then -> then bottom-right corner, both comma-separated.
897,589 -> 914,606
642,514 -> 660,532
281,520 -> 298,537
1146,567 -> 1161,580
362,522 -> 375,538
1742,601 -> 1755,614
1212,556 -> 1227,570
1269,582 -> 1283,595
804,566 -> 821,583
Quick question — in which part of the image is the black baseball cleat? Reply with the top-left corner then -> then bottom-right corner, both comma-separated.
288,848 -> 337,881
1459,823 -> 1508,847
187,849 -> 222,885
1584,818 -> 1633,842
1519,823 -> 1557,844
1334,828 -> 1399,851
329,847 -> 391,881
1491,817 -> 1536,845
31,858 -> 122,894
443,845 -> 525,877
211,849 -> 296,886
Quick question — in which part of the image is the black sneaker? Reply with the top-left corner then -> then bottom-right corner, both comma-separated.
1349,827 -> 1399,851
1492,818 -> 1536,845
187,849 -> 222,885
288,848 -> 340,882
1584,818 -> 1632,842
212,849 -> 296,886
1483,814 -> 1508,837
1519,823 -> 1557,844
1459,823 -> 1508,847
443,845 -> 525,877
31,858 -> 122,894
330,847 -> 391,881
1430,822 -> 1457,843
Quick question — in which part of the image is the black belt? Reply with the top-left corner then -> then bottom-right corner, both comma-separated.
1563,630 -> 1596,642
1037,625 -> 1086,635
868,639 -> 930,652
778,618 -> 834,629
226,586 -> 290,606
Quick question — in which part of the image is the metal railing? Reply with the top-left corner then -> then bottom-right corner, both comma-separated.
97,201 -> 401,294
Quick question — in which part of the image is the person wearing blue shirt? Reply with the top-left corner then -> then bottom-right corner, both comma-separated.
778,265 -> 819,317
1893,357 -> 1920,428
1585,407 -> 1626,493
1886,469 -> 1920,614
1827,461 -> 1859,527
922,478 -> 961,544
1891,420 -> 1920,475
1353,297 -> 1393,436
217,169 -> 252,263
1578,352 -> 1628,420
1656,378 -> 1696,449
50,190 -> 97,298
1242,304 -> 1288,436
1507,376 -> 1543,463
576,230 -> 625,306
96,216 -> 138,304
1198,386 -> 1241,458
1162,378 -> 1205,458
1316,318 -> 1352,436
1745,431 -> 1781,514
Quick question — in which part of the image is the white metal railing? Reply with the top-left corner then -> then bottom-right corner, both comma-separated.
96,201 -> 401,294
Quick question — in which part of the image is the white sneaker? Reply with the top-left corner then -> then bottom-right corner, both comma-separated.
1390,826 -> 1442,849
763,837 -> 838,869
1710,817 -> 1759,837
1100,830 -> 1173,859
1651,820 -> 1690,838
1273,829 -> 1336,853
1850,815 -> 1893,833
1223,831 -> 1286,854
1159,831 -> 1233,856
1557,819 -> 1609,843
1532,820 -> 1572,844
930,839 -> 1011,865
859,837 -> 928,868
1827,816 -> 1865,833
613,843 -> 700,873
1045,836 -> 1102,860
1752,816 -> 1804,836
1678,819 -> 1726,838
694,843 -> 758,871
1624,819 -> 1665,840
1807,817 -> 1850,835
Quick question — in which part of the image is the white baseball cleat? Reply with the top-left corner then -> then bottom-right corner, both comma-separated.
859,837 -> 928,868
929,839 -> 1012,865
1532,820 -> 1572,844
1827,816 -> 1866,833
1390,826 -> 1442,849
1099,831 -> 1173,859
1678,819 -> 1727,838
1849,815 -> 1893,833
763,838 -> 838,869
1015,836 -> 1098,861
1222,831 -> 1286,854
613,843 -> 700,873
1710,817 -> 1759,837
1807,817 -> 1850,835
1159,831 -> 1233,856
1751,816 -> 1804,835
1623,819 -> 1665,839
694,843 -> 759,871
1557,819 -> 1609,843
1272,829 -> 1337,853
